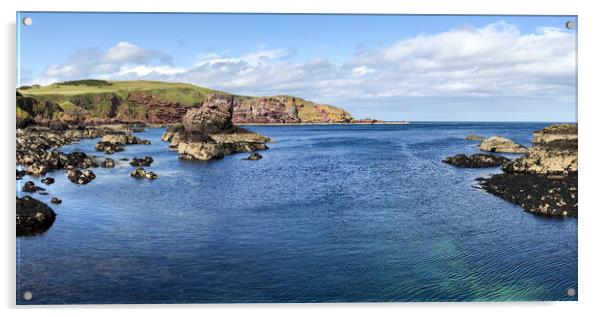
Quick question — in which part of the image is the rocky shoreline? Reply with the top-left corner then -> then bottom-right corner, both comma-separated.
16,94 -> 272,236
445,124 -> 578,217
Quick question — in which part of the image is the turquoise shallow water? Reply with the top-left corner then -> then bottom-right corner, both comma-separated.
16,123 -> 577,304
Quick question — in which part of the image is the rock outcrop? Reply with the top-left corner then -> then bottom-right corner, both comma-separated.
16,195 -> 56,236
480,124 -> 578,217
479,136 -> 528,154
162,95 -> 270,161
443,154 -> 510,168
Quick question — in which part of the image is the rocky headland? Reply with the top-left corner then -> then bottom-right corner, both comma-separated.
479,124 -> 578,217
17,80 -> 357,126
450,123 -> 578,217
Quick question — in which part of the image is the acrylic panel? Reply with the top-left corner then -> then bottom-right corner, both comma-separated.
16,12 -> 578,304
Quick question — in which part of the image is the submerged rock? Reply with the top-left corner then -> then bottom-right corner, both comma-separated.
245,152 -> 263,161
443,154 -> 510,168
16,196 -> 56,236
479,136 -> 528,154
41,177 -> 55,185
466,134 -> 485,141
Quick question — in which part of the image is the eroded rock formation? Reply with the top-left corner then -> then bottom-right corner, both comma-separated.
162,95 -> 270,161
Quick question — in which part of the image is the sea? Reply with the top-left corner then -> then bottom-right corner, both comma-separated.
16,122 -> 578,304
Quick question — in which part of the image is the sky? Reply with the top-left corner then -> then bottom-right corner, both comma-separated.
17,13 -> 577,122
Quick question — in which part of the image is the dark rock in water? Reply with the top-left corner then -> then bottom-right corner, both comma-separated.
130,167 -> 158,179
121,157 -> 129,161
102,133 -> 150,145
443,154 -> 510,168
66,168 -> 96,185
22,181 -> 44,193
51,197 -> 62,204
38,191 -> 49,196
41,177 -> 55,185
245,152 -> 263,161
101,158 -> 116,168
130,167 -> 147,178
479,173 -> 577,217
130,156 -> 154,167
16,170 -> 26,180
63,151 -> 98,169
466,134 -> 485,141
16,196 -> 56,236
95,141 -> 125,154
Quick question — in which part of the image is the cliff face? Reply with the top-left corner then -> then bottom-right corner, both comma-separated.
17,80 -> 352,125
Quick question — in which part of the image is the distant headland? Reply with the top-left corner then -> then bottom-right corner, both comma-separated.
17,79 -> 401,127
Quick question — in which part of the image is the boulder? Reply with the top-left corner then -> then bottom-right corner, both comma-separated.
22,181 -> 44,193
41,177 -> 55,185
443,154 -> 510,168
130,156 -> 154,167
66,168 -> 95,185
479,136 -> 528,154
95,141 -> 125,154
130,167 -> 147,178
145,171 -> 158,180
16,170 -> 26,180
51,197 -> 62,204
101,158 -> 116,168
16,196 -> 56,236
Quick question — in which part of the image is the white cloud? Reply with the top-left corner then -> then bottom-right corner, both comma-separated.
34,21 -> 576,116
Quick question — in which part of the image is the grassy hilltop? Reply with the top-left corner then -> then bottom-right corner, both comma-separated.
17,80 -> 353,125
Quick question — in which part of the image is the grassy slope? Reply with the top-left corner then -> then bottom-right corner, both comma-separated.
18,80 -> 352,122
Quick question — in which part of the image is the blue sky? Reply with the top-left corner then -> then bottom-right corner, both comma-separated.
17,13 -> 577,122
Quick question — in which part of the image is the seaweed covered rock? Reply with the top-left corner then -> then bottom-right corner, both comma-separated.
479,173 -> 577,217
479,124 -> 578,217
443,154 -> 510,168
16,196 -> 56,236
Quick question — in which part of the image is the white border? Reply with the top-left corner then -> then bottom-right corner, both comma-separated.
2,0 -> 601,316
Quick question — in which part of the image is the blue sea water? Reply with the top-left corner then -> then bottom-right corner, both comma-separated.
16,123 -> 577,304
